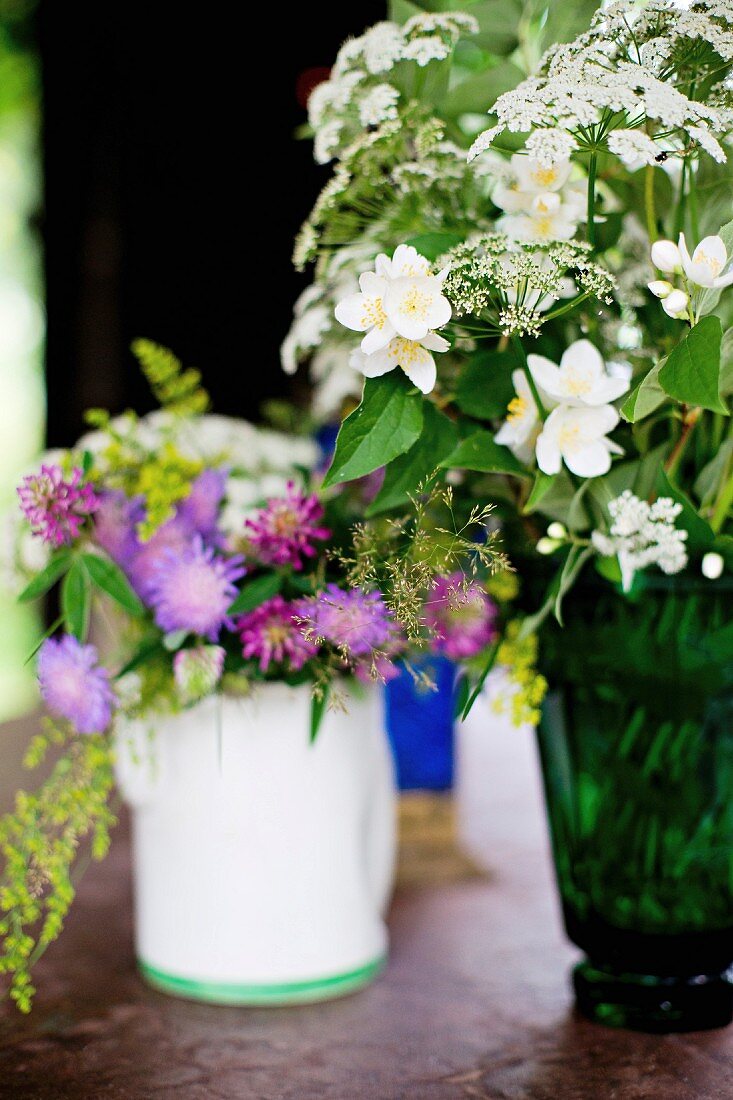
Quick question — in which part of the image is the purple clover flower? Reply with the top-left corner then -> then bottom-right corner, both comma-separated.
301,585 -> 400,659
245,481 -> 330,570
238,595 -> 318,674
147,536 -> 245,641
38,635 -> 116,734
18,465 -> 99,548
423,573 -> 498,661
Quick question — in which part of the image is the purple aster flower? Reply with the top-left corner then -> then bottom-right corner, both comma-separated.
38,635 -> 116,734
148,536 -> 245,641
238,595 -> 318,674
245,481 -> 330,570
301,585 -> 400,659
177,468 -> 228,542
18,465 -> 99,547
423,573 -> 498,661
93,490 -> 144,568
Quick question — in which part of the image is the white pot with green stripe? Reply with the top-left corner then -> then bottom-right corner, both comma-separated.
115,682 -> 396,1004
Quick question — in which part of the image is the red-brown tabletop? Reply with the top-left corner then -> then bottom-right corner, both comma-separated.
1,713 -> 731,1099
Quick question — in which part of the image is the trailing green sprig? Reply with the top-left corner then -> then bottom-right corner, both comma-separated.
131,338 -> 210,417
0,723 -> 116,1012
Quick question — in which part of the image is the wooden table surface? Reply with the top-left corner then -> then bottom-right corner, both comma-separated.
1,711 -> 731,1100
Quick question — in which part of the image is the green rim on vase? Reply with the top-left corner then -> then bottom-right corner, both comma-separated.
138,954 -> 386,1006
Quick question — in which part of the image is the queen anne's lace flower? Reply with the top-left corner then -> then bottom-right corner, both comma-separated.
592,490 -> 688,590
468,1 -> 733,168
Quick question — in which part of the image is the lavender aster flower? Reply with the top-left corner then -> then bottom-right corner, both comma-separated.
173,644 -> 226,704
238,595 -> 318,673
18,465 -> 99,547
423,573 -> 498,661
38,635 -> 115,734
93,490 -> 144,568
245,481 -> 330,570
302,585 -> 399,658
148,536 -> 245,641
177,468 -> 228,542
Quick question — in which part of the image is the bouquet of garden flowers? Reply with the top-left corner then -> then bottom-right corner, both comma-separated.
0,340 -> 508,1011
288,0 -> 733,650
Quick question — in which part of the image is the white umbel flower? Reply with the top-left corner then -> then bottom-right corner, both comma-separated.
591,489 -> 688,591
536,404 -> 623,477
527,339 -> 631,407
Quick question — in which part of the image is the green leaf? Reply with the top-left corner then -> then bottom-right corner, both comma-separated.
522,472 -> 556,514
310,685 -> 329,744
656,468 -> 715,554
61,559 -> 91,641
227,572 -> 283,615
81,553 -> 145,617
18,550 -> 72,603
367,404 -> 458,516
440,430 -> 528,476
454,349 -> 516,420
322,374 -> 424,488
620,361 -> 667,423
519,544 -> 592,638
453,673 -> 470,720
658,316 -> 728,414
405,232 -> 464,263
441,61 -> 524,118
460,640 -> 500,722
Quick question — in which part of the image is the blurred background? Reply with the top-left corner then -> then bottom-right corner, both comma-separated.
0,0 -> 384,717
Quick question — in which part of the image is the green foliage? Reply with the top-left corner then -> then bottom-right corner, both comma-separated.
134,443 -> 203,541
440,430 -> 527,475
60,559 -> 91,641
81,553 -> 145,618
0,725 -> 116,1012
658,317 -> 728,415
367,404 -> 458,516
454,349 -> 516,420
227,573 -> 283,615
18,550 -> 72,604
323,373 -> 425,488
621,361 -> 667,423
131,339 -> 210,417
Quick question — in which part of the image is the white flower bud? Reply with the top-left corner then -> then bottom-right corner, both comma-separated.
648,279 -> 674,299
701,552 -> 724,580
537,537 -> 559,555
651,239 -> 682,273
661,289 -> 689,319
547,522 -> 567,540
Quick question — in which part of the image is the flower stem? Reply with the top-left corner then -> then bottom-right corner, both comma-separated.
644,164 -> 657,242
587,151 -> 598,249
511,334 -> 547,421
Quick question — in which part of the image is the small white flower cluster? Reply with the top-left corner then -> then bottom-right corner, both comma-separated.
308,14 -> 478,164
334,244 -> 452,394
440,235 -> 615,335
496,339 -> 629,477
649,232 -> 733,320
592,489 -> 689,590
492,154 -> 586,243
468,1 -> 733,168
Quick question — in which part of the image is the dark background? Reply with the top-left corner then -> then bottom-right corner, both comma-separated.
39,4 -> 385,446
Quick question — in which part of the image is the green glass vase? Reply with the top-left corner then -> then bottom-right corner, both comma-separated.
537,576 -> 733,1033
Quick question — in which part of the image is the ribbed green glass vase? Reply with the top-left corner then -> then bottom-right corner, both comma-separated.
537,576 -> 733,1033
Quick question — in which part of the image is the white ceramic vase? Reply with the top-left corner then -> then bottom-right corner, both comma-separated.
115,682 -> 396,1005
